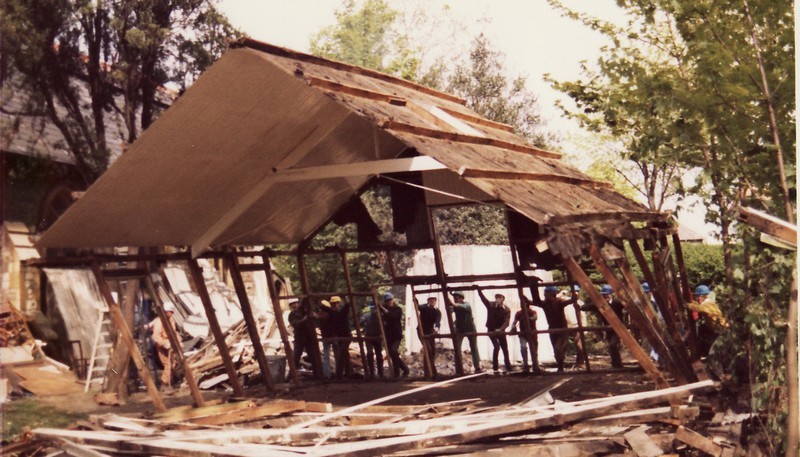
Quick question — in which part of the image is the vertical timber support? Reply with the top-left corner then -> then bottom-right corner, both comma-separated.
226,254 -> 275,391
297,248 -> 324,379
563,256 -> 672,390
144,271 -> 205,407
187,259 -> 245,397
90,262 -> 166,412
340,251 -> 369,379
260,252 -> 299,384
671,234 -> 693,303
410,285 -> 436,379
428,207 -> 463,376
371,287 -> 394,378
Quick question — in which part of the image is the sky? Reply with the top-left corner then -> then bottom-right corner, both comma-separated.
215,0 -> 717,240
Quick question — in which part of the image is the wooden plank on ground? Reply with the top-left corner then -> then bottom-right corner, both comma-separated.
191,400 -> 307,426
155,400 -> 256,423
675,426 -> 724,456
624,425 -> 663,457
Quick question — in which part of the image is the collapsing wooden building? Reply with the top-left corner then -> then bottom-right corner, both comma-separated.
34,39 -> 706,410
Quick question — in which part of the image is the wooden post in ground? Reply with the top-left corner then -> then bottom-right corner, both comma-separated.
89,262 -> 166,412
428,207 -> 463,375
260,252 -> 298,384
143,271 -> 205,407
296,249 -> 324,379
371,287 -> 394,378
562,256 -> 671,390
226,254 -> 275,391
340,251 -> 369,378
671,234 -> 693,303
410,285 -> 436,379
187,259 -> 244,397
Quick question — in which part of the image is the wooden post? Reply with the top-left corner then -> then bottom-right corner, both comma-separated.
260,252 -> 298,384
428,207 -> 463,376
143,272 -> 205,407
589,246 -> 692,385
340,252 -> 369,378
371,287 -> 395,378
503,208 -> 545,373
187,259 -> 244,397
567,274 -> 591,372
657,237 -> 701,358
296,249 -> 324,379
226,254 -> 275,391
671,234 -> 693,304
410,285 -> 436,379
89,262 -> 166,412
562,256 -> 671,389
613,253 -> 697,383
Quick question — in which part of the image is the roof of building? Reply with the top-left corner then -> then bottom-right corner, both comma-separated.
37,39 -> 659,253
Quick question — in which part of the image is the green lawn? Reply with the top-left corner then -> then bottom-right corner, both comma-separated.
1,399 -> 87,442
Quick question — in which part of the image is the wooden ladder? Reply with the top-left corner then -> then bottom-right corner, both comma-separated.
84,306 -> 113,392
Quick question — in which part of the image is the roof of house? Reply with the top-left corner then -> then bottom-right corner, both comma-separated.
37,39 -> 657,254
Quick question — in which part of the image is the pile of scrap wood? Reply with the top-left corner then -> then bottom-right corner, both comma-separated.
23,377 -> 744,456
184,315 -> 284,389
1,303 -> 83,400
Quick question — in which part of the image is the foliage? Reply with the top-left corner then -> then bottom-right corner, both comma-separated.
446,34 -> 548,147
548,0 -> 795,450
1,0 -> 240,183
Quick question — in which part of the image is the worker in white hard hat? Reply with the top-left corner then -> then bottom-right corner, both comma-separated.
152,302 -> 178,391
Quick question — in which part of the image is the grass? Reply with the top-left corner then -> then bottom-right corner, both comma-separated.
1,398 -> 87,442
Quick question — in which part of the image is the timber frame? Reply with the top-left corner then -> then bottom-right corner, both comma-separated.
28,39 -> 707,410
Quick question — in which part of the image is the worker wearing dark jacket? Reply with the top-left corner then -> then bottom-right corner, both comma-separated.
287,299 -> 314,372
581,285 -> 624,368
383,292 -> 410,378
477,287 -> 512,372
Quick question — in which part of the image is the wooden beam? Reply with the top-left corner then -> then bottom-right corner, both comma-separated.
340,252 -> 370,379
233,38 -> 467,105
562,255 -> 671,390
436,106 -> 515,133
186,259 -> 244,396
144,271 -> 206,407
406,101 -> 486,137
307,76 -> 407,104
675,426 -> 724,456
737,206 -> 797,246
544,211 -> 666,227
458,167 -> 613,189
89,263 -> 165,412
380,119 -> 562,160
268,155 -> 447,182
260,252 -> 299,384
226,254 -> 276,391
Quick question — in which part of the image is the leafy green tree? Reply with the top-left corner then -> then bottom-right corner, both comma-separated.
2,0 -> 239,184
548,0 -> 795,451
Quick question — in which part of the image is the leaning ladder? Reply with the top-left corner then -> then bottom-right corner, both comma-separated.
84,306 -> 112,391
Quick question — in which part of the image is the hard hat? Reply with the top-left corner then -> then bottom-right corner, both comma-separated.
320,299 -> 331,309
695,285 -> 711,296
163,302 -> 175,313
642,282 -> 651,293
383,292 -> 394,301
544,285 -> 559,293
329,296 -> 342,304
600,285 -> 613,295
451,290 -> 464,298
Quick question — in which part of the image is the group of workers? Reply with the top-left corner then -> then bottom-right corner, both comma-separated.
149,280 -> 725,387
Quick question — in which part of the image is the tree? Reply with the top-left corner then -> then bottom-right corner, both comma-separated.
548,1 -> 795,452
2,0 -> 239,184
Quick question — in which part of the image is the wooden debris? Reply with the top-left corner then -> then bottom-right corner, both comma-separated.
624,425 -> 663,457
675,425 -> 724,456
29,379 -> 714,457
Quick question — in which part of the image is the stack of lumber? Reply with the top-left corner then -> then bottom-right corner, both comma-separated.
29,378 -> 735,456
184,314 -> 282,389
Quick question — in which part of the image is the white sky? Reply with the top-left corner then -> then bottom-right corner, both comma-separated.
216,0 -> 717,240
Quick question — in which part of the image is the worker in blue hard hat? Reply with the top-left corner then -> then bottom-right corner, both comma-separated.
581,285 -> 624,368
688,284 -> 726,358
